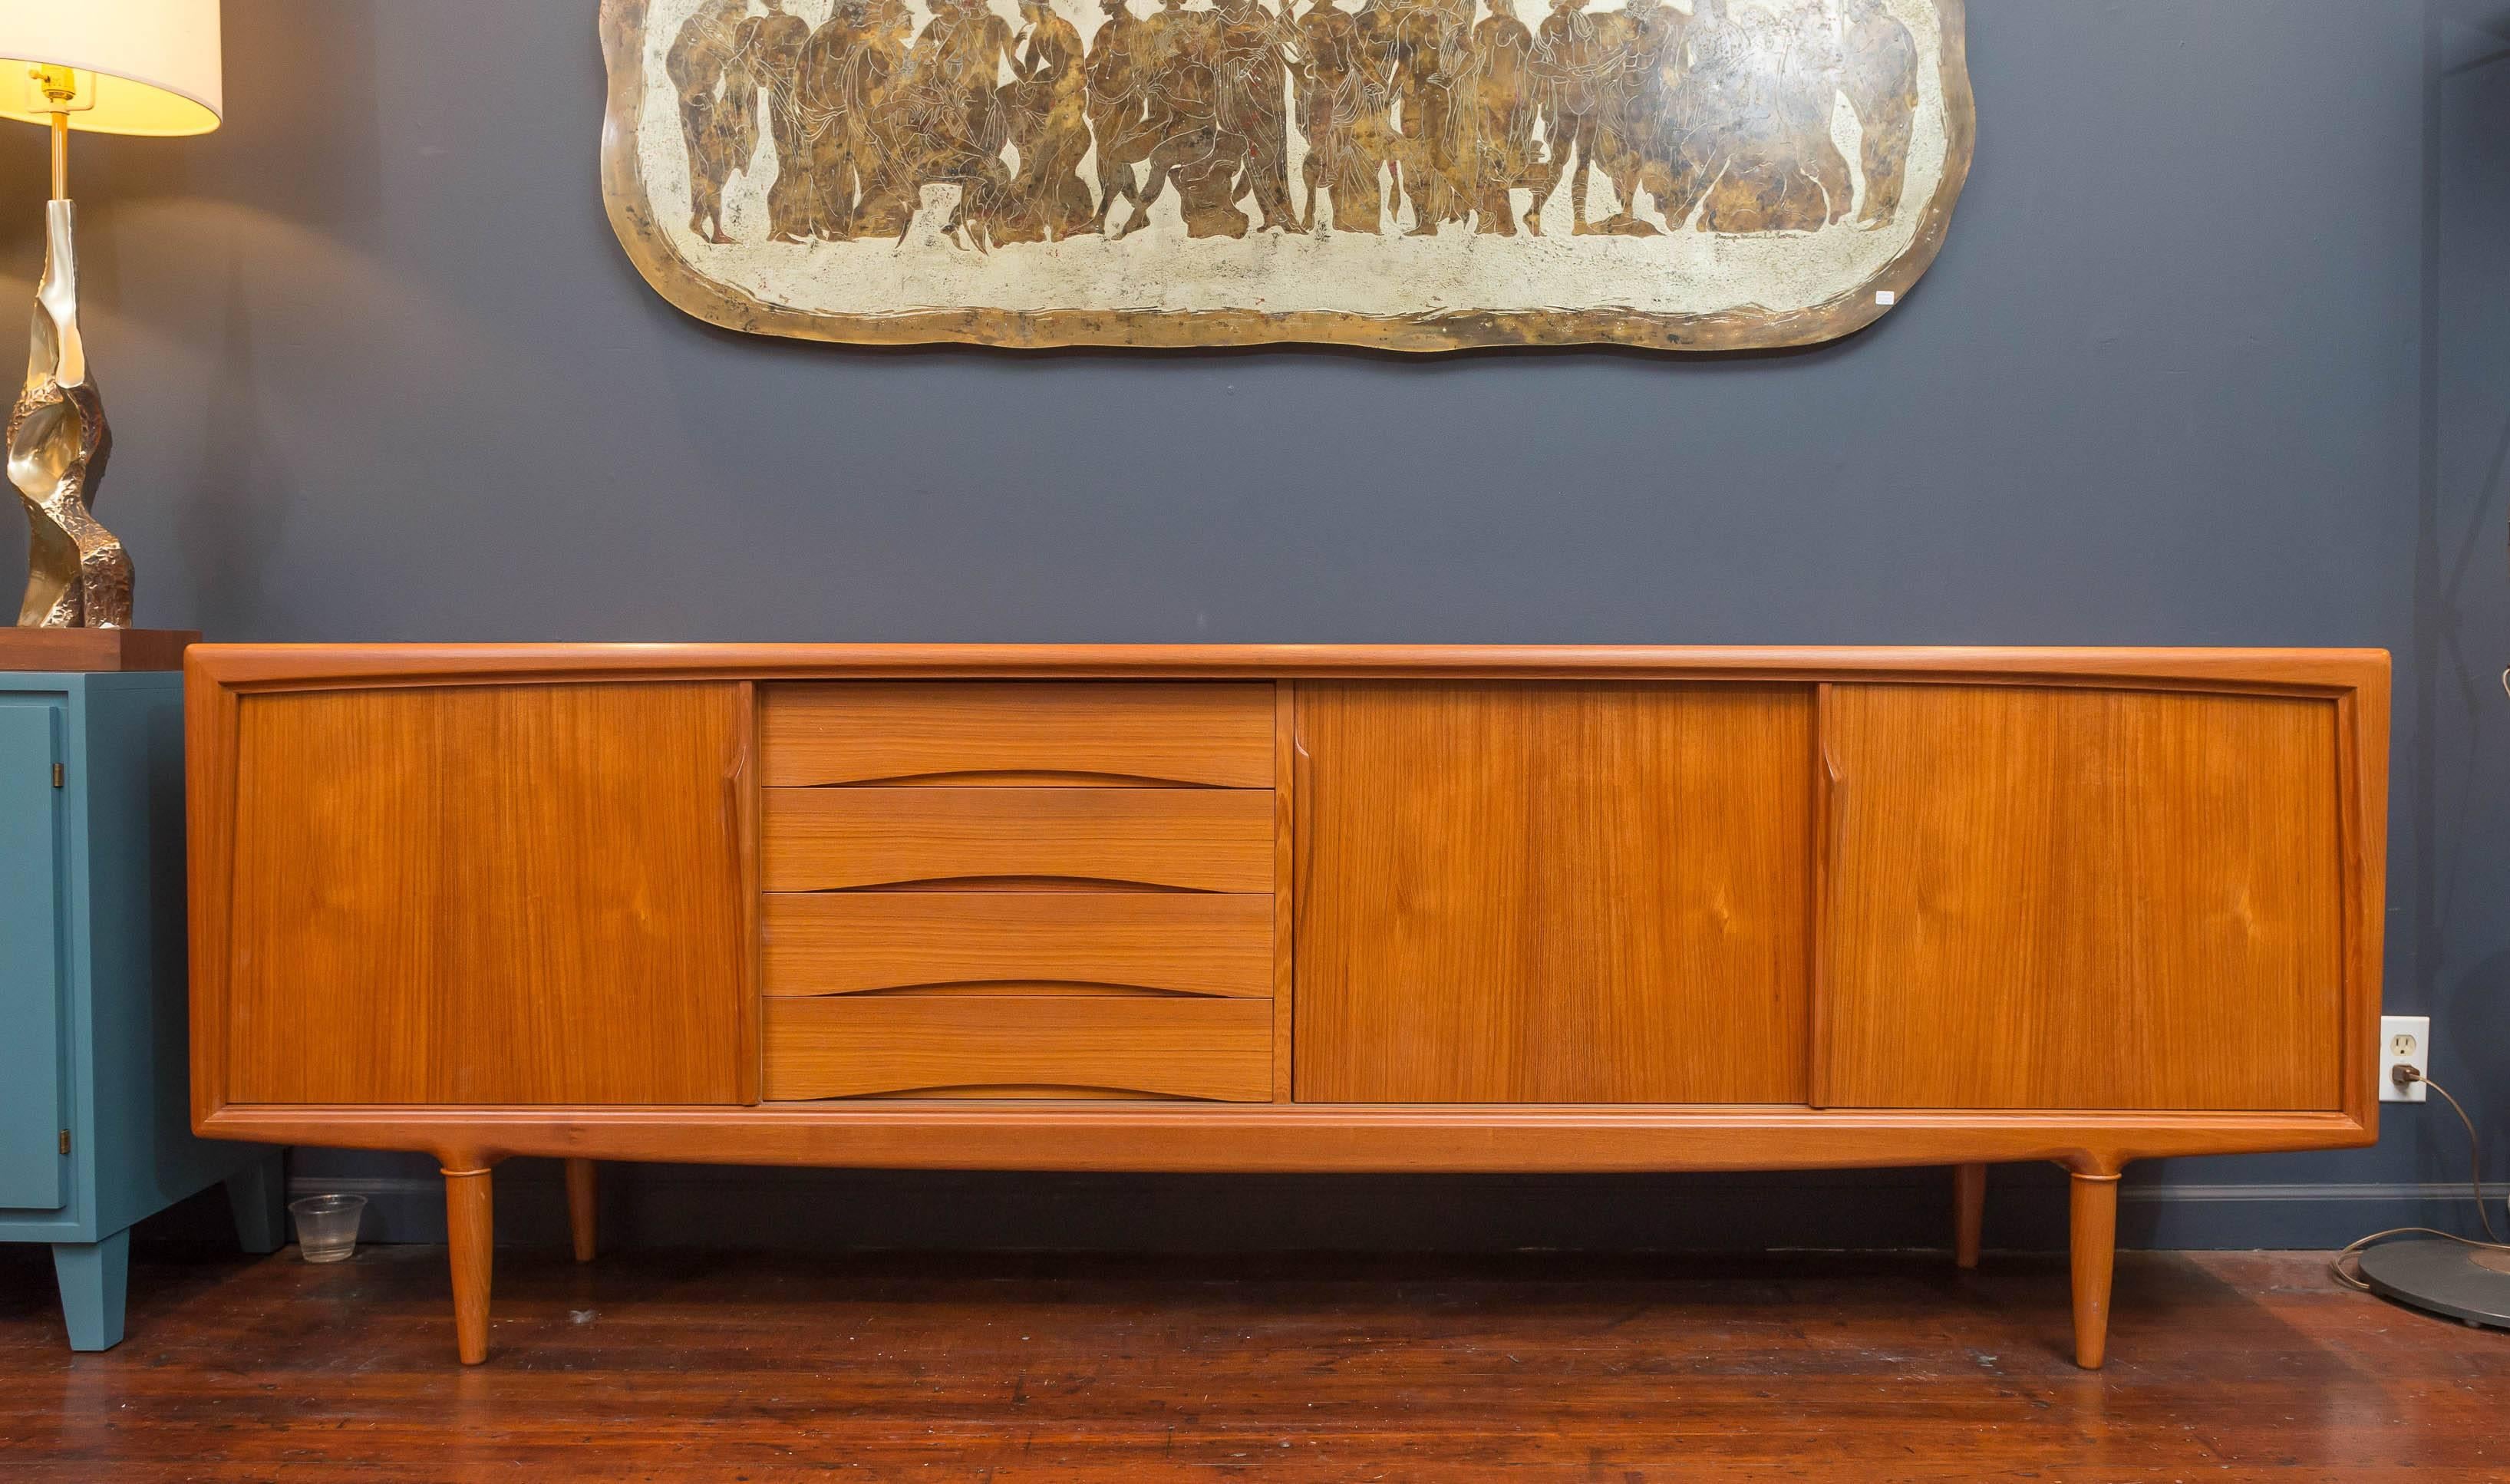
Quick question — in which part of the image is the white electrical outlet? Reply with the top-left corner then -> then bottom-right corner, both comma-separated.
2380,1014 -> 2431,1103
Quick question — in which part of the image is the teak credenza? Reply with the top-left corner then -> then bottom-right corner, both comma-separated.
183,645 -> 2390,1367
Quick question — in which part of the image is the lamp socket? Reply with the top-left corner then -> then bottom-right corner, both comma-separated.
2380,1014 -> 2431,1103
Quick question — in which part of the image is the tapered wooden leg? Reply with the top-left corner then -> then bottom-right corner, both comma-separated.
443,1166 -> 496,1365
2069,1171 -> 2121,1370
565,1159 -> 598,1264
1952,1162 -> 1986,1270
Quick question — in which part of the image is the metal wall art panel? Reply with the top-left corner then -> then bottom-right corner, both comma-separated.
599,0 -> 1972,350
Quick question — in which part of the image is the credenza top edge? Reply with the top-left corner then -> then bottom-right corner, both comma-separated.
183,644 -> 2393,697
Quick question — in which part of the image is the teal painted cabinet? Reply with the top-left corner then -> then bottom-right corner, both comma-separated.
0,671 -> 282,1350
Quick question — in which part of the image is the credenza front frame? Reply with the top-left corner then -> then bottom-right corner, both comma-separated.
185,643 -> 2389,1179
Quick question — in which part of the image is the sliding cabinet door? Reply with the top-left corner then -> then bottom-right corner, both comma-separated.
1294,683 -> 1813,1103
219,682 -> 752,1105
1817,684 -> 2347,1110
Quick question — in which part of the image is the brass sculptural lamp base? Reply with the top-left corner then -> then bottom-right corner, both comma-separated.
12,65 -> 128,630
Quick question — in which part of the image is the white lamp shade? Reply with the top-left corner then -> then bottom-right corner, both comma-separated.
0,0 -> 221,137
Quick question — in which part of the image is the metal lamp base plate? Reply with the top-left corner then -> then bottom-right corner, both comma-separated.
2357,1238 -> 2510,1329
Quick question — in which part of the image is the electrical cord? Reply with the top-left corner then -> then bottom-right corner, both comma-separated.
2330,1066 -> 2509,1291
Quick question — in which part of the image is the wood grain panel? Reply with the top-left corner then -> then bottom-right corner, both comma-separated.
760,681 -> 1275,787
181,645 -> 2388,1205
762,996 -> 1273,1100
1293,683 -> 1814,1103
202,1100 -> 2373,1175
1818,684 -> 2345,1111
761,892 -> 1274,997
0,625 -> 192,671
733,681 -> 761,1103
45,1248 -> 2508,1474
222,683 -> 749,1105
1272,681 -> 1296,1100
183,643 -> 2393,696
763,787 -> 1275,892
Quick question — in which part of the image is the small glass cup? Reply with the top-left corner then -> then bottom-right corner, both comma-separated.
289,1193 -> 368,1263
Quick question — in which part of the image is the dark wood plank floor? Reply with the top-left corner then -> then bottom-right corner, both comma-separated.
1,1245 -> 2502,1481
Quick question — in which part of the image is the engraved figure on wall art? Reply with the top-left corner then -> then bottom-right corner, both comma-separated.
1772,0 -> 1859,229
1295,0 -> 1387,232
1466,0 -> 1539,235
998,0 -> 1098,239
1524,0 -> 1616,236
1083,0 -> 1156,232
1121,0 -> 1263,239
747,0 -> 816,240
1371,0 -> 1466,236
1842,0 -> 1918,226
889,0 -> 1021,246
1213,0 -> 1303,233
665,0 -> 764,242
1587,0 -> 1680,236
605,0 -> 1973,350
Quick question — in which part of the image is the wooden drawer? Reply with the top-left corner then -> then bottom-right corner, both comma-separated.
762,787 -> 1275,892
764,892 -> 1273,998
761,682 -> 1275,787
761,996 -> 1274,1100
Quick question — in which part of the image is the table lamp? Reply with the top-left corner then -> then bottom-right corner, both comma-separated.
0,0 -> 219,630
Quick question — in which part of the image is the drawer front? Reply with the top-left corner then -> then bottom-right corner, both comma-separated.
764,892 -> 1273,998
761,682 -> 1275,787
762,996 -> 1274,1100
763,787 -> 1275,892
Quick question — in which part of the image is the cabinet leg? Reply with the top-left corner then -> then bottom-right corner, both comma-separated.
2069,1171 -> 2122,1370
52,1228 -> 132,1352
565,1158 -> 598,1264
226,1152 -> 288,1256
443,1166 -> 496,1365
1952,1162 -> 1986,1270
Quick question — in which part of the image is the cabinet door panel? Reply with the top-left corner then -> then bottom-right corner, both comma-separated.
1818,684 -> 2344,1111
0,700 -> 64,1209
223,683 -> 750,1105
1294,683 -> 1813,1103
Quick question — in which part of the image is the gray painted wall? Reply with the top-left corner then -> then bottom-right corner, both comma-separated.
18,1 -> 2504,1251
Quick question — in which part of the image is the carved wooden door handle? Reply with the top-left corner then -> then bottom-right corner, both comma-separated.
1291,731 -> 1314,944
721,766 -> 747,943
1821,745 -> 1846,870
